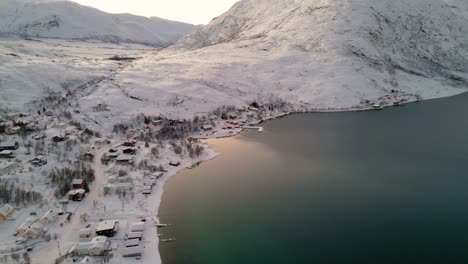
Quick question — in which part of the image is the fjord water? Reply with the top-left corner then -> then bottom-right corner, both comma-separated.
159,93 -> 468,264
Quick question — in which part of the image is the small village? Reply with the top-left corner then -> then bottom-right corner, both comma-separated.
0,99 -> 289,264
0,88 -> 424,263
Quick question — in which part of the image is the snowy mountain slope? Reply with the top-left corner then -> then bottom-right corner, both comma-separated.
86,0 -> 468,121
0,0 -> 196,47
2,0 -> 468,125
0,38 -> 153,112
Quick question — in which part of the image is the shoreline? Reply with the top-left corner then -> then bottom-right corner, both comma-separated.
4,89 -> 465,263
152,89 -> 468,263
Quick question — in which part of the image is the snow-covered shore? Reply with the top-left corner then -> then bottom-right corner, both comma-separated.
1,0 -> 468,262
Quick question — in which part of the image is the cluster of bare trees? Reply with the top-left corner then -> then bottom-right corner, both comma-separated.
49,161 -> 95,198
156,118 -> 203,140
0,252 -> 31,263
185,141 -> 205,158
113,113 -> 211,141
37,91 -> 69,112
135,159 -> 164,172
0,179 -> 43,206
168,140 -> 205,158
210,105 -> 239,120
170,141 -> 183,155
60,111 -> 72,120
112,123 -> 128,135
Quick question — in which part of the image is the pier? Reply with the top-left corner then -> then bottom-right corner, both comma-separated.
155,223 -> 172,228
160,238 -> 176,243
244,126 -> 264,133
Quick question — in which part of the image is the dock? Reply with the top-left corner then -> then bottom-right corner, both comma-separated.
244,126 -> 264,133
160,238 -> 176,243
155,223 -> 171,228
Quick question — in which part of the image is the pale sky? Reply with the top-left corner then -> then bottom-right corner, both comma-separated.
70,0 -> 239,25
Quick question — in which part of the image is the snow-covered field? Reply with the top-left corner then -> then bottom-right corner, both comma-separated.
1,0 -> 468,263
0,37 -> 155,112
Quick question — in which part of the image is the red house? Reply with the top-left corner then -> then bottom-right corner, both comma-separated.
72,179 -> 86,189
122,141 -> 136,147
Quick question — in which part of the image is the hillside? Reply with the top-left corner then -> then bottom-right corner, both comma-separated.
2,0 -> 468,124
93,0 -> 468,121
0,0 -> 196,47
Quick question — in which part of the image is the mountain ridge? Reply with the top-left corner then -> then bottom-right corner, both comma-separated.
95,0 -> 468,120
0,0 -> 196,47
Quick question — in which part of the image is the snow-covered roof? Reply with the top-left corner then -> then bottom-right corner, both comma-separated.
0,150 -> 13,155
40,209 -> 57,221
79,228 -> 92,235
24,227 -> 42,236
122,246 -> 143,257
143,178 -> 156,186
17,216 -> 38,232
91,236 -> 108,243
72,179 -> 85,185
127,232 -> 143,239
106,152 -> 119,158
116,155 -> 133,161
124,238 -> 140,247
152,172 -> 163,177
31,155 -> 46,161
0,204 -> 14,216
71,237 -> 110,253
130,222 -> 145,232
96,220 -> 117,232
29,222 -> 44,232
68,189 -> 86,195
24,216 -> 39,224
0,141 -> 18,148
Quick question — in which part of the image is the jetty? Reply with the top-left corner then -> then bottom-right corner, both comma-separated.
155,223 -> 172,228
160,238 -> 176,243
244,126 -> 264,133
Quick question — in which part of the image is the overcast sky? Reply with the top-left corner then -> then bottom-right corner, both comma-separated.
70,0 -> 239,25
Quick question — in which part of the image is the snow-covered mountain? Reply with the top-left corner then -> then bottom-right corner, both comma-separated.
98,0 -> 468,119
2,0 -> 468,123
0,0 -> 196,47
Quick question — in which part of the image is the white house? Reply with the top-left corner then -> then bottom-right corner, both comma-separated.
124,238 -> 140,248
122,246 -> 142,257
201,125 -> 214,131
69,236 -> 111,256
16,216 -> 38,235
0,204 -> 14,222
126,232 -> 143,241
130,222 -> 145,232
23,222 -> 44,239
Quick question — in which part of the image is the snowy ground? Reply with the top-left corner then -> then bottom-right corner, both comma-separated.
1,1 -> 468,262
0,36 -> 467,264
0,37 -> 155,112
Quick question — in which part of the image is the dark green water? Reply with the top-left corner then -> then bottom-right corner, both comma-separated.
159,93 -> 468,264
